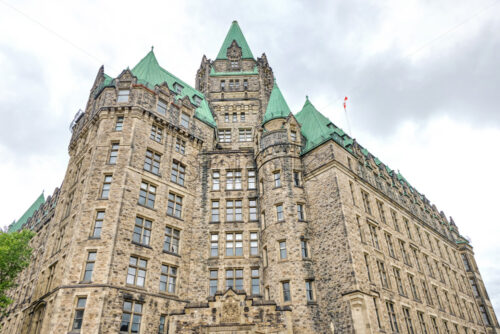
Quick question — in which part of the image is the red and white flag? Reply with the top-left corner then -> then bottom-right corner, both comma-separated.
343,96 -> 348,111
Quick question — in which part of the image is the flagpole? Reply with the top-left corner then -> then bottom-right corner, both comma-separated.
344,97 -> 352,136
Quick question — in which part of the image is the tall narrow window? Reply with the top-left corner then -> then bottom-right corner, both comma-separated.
376,200 -> 386,223
462,254 -> 472,271
175,138 -> 186,154
138,181 -> 156,208
243,79 -> 248,90
368,224 -> 380,249
377,261 -> 389,288
470,278 -> 480,297
364,254 -> 372,281
232,112 -> 237,122
293,171 -> 301,187
403,307 -> 415,334
249,199 -> 258,221
159,264 -> 177,294
226,269 -> 243,290
180,113 -> 189,128
226,200 -> 242,221
46,262 -> 57,292
170,160 -> 185,186
417,312 -> 428,334
101,175 -> 112,199
386,301 -> 399,333
480,305 -> 491,326
211,201 -> 220,222
394,267 -> 405,295
391,210 -> 400,232
120,301 -> 142,334
412,248 -> 422,272
212,171 -> 220,190
276,204 -> 284,221
240,112 -> 246,121
150,124 -> 163,142
133,216 -> 153,246
210,234 -> 219,257
279,241 -> 287,259
225,233 -> 243,256
83,252 -> 96,282
159,315 -> 167,334
301,239 -> 309,259
297,203 -> 305,221
108,143 -> 119,164
273,171 -> 281,187
248,170 -> 256,189
399,240 -> 411,265
385,233 -> 396,258
250,232 -> 259,256
403,218 -> 413,239
163,226 -> 180,254
209,270 -> 218,296
157,99 -> 167,115
291,131 -> 297,142
92,211 -> 105,238
126,256 -> 147,287
234,171 -> 242,189
72,297 -> 87,331
408,274 -> 420,300
282,281 -> 291,302
349,181 -> 356,205
167,193 -> 182,218
251,269 -> 260,295
117,89 -> 130,102
305,280 -> 314,301
221,80 -> 225,91
361,190 -> 372,214
357,216 -> 365,243
144,150 -> 161,175
115,116 -> 124,131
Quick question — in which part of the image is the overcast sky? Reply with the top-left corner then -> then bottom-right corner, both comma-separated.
1,0 -> 499,313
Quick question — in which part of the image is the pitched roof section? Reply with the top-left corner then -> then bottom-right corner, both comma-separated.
263,83 -> 292,125
131,49 -> 216,127
216,21 -> 254,60
8,193 -> 45,233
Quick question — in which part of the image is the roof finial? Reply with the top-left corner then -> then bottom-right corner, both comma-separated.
306,95 -> 309,100
151,46 -> 154,51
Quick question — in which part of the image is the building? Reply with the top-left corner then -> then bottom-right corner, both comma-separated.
1,21 -> 499,334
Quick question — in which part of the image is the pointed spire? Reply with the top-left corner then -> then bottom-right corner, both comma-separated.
263,82 -> 292,125
216,21 -> 254,60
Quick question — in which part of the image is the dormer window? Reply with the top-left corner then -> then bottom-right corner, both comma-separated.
291,131 -> 297,142
173,83 -> 183,94
157,99 -> 167,115
181,113 -> 190,128
117,89 -> 130,103
230,61 -> 239,69
193,95 -> 202,107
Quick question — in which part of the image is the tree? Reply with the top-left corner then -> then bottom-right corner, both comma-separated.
0,229 -> 35,315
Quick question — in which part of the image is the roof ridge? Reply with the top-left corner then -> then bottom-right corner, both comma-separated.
8,192 -> 45,232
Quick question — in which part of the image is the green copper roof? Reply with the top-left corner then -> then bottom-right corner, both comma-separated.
8,193 -> 45,233
263,83 -> 291,124
131,49 -> 216,127
216,21 -> 254,60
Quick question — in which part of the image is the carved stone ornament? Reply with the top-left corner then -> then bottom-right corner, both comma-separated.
221,301 -> 240,323
227,41 -> 242,60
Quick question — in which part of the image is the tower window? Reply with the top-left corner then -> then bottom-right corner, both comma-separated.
173,83 -> 183,94
305,280 -> 314,301
126,256 -> 147,287
138,181 -> 156,208
92,211 -> 105,238
100,175 -> 112,199
291,131 -> 297,142
230,61 -> 239,69
144,150 -> 161,175
115,116 -> 124,131
180,113 -> 190,128
157,99 -> 167,115
150,124 -> 163,142
170,160 -> 186,186
163,226 -> 180,254
210,234 -> 219,257
211,201 -> 220,222
250,232 -> 259,256
282,281 -> 291,302
132,216 -> 152,246
72,297 -> 87,331
83,251 -> 96,282
209,270 -> 218,296
279,241 -> 287,259
159,264 -> 177,294
120,301 -> 143,333
276,204 -> 284,221
117,89 -> 130,103
167,193 -> 183,218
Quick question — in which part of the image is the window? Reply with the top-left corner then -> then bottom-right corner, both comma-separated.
403,307 -> 415,334
158,315 -> 167,334
180,113 -> 189,128
296,203 -> 305,221
394,267 -> 405,295
480,305 -> 491,326
157,99 -> 167,115
46,262 -> 57,292
305,280 -> 314,301
357,216 -> 365,243
72,297 -> 87,331
279,241 -> 287,259
243,79 -> 248,89
115,116 -> 124,131
386,301 -> 399,333
126,256 -> 147,287
377,261 -> 390,288
92,211 -> 105,238
100,175 -> 112,199
83,252 -> 96,282
424,255 -> 435,277
249,199 -> 258,221
364,254 -> 372,281
430,317 -> 439,334
361,190 -> 372,214
159,264 -> 177,294
301,239 -> 309,258
240,112 -> 245,121
385,233 -> 396,258
224,113 -> 229,122
150,124 -> 163,142
226,269 -> 243,290
209,270 -> 218,296
144,150 -> 161,175
212,171 -> 220,190
193,95 -> 202,106
173,83 -> 183,94
109,143 -> 119,164
248,170 -> 256,189
250,232 -> 259,256
226,170 -> 242,190
117,89 -> 130,102
170,160 -> 185,186
349,182 -> 356,205
433,286 -> 443,310
426,232 -> 434,252
293,171 -> 301,187
133,217 -> 152,246
399,240 -> 411,265
282,281 -> 291,302
238,128 -> 252,142
175,138 -> 186,154
417,312 -> 428,334
138,181 -> 156,208
221,80 -> 225,91
368,224 -> 379,249
263,247 -> 268,267
226,200 -> 242,221
163,226 -> 180,254
167,193 -> 182,218
376,200 -> 386,223
273,171 -> 281,187
276,204 -> 284,221
251,269 -> 260,295
230,61 -> 238,69
291,131 -> 297,142
226,233 -> 243,256
120,301 -> 142,334
403,218 -> 413,239
470,278 -> 480,297
391,210 -> 400,232
232,112 -> 237,122
415,225 -> 423,245
408,274 -> 420,300
462,254 -> 472,271
412,248 -> 422,271
210,234 -> 219,257
211,201 -> 220,222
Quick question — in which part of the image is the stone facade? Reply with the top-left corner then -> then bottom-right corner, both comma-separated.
1,21 -> 499,334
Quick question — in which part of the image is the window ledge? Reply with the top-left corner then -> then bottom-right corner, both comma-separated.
131,241 -> 153,249
79,280 -> 92,284
166,214 -> 183,221
162,250 -> 181,258
137,203 -> 156,211
307,301 -> 318,305
224,220 -> 244,224
88,237 -> 101,240
143,169 -> 162,177
209,221 -> 221,224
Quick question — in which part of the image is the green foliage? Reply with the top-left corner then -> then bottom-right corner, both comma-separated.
0,229 -> 35,315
